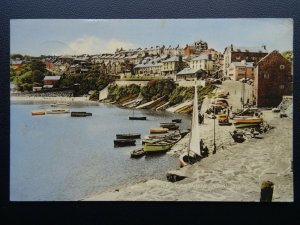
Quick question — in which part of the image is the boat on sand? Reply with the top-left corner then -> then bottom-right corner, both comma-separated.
130,148 -> 145,158
179,83 -> 203,167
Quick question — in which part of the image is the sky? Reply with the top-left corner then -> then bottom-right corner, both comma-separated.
10,19 -> 293,56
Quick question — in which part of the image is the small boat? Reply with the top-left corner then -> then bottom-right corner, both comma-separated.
129,116 -> 147,120
160,122 -> 179,130
272,108 -> 280,113
233,117 -> 263,128
129,109 -> 146,120
50,102 -> 70,107
172,119 -> 182,123
130,148 -> 145,158
71,112 -> 92,117
116,133 -> 141,139
114,139 -> 136,147
144,133 -> 181,153
31,111 -> 46,116
46,108 -> 70,114
149,127 -> 169,134
179,83 -> 203,167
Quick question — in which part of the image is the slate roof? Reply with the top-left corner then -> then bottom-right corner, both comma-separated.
177,67 -> 202,75
43,76 -> 61,81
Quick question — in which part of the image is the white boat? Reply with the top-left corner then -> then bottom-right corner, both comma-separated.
46,108 -> 70,114
179,83 -> 202,167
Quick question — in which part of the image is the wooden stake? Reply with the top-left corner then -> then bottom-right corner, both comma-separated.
260,180 -> 274,202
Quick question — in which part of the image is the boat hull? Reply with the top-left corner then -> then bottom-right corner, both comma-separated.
129,116 -> 147,120
32,111 -> 45,116
116,133 -> 141,139
114,139 -> 136,147
149,128 -> 169,134
144,143 -> 173,153
130,148 -> 145,158
71,112 -> 92,117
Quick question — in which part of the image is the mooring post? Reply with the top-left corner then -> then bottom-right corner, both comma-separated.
260,180 -> 274,202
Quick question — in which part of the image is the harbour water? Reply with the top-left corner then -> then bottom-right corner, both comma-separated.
10,102 -> 191,201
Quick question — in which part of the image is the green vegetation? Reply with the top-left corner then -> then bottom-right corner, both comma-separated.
281,51 -> 293,61
107,79 -> 216,107
141,79 -> 176,102
10,60 -> 48,91
168,84 -> 215,106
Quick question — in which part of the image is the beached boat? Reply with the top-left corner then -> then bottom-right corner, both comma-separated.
229,131 -> 245,143
144,133 -> 181,154
31,111 -> 46,116
46,108 -> 70,114
233,117 -> 263,128
130,148 -> 145,158
149,127 -> 169,134
71,112 -> 92,117
116,133 -> 141,139
114,139 -> 136,147
179,83 -> 203,167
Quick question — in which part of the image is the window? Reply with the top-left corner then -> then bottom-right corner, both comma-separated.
264,73 -> 269,79
280,65 -> 285,70
279,85 -> 285,89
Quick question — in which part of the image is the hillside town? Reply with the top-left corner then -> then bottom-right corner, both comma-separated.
11,39 -> 293,109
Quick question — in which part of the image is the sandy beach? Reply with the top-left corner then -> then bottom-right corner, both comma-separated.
83,81 -> 293,202
84,109 -> 293,201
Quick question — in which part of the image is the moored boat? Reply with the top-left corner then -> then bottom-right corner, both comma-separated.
130,148 -> 145,158
114,139 -> 136,147
71,112 -> 92,117
144,133 -> 181,154
160,122 -> 179,130
46,108 -> 70,114
116,133 -> 141,139
172,119 -> 182,123
50,102 -> 70,107
149,127 -> 169,134
129,116 -> 147,120
31,111 -> 46,116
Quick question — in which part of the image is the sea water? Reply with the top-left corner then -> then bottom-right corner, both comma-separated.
10,103 -> 190,201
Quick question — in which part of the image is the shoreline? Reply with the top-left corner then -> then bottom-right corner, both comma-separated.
83,110 -> 293,201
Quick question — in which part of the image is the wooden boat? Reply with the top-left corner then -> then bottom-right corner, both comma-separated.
129,109 -> 146,120
130,148 -> 145,158
160,122 -> 179,130
116,133 -> 141,139
114,139 -> 136,147
51,102 -> 70,107
149,127 -> 169,134
233,117 -> 263,128
144,134 -> 181,154
46,108 -> 70,114
129,116 -> 147,120
179,83 -> 203,167
71,112 -> 92,117
32,111 -> 46,116
172,119 -> 182,123
142,132 -> 181,145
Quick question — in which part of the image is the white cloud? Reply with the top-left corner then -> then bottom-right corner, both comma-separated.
55,36 -> 137,55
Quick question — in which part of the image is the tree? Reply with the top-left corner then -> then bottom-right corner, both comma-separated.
281,51 -> 293,61
11,54 -> 24,60
32,70 -> 44,84
31,60 -> 46,72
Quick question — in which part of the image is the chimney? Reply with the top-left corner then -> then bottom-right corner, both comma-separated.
230,44 -> 233,51
208,54 -> 212,60
262,45 -> 266,50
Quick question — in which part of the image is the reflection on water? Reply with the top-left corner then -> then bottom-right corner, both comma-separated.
10,103 -> 191,201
